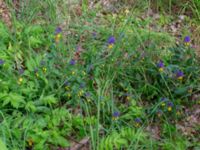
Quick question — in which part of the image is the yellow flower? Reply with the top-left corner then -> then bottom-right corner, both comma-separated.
112,117 -> 118,121
82,71 -> 86,76
78,90 -> 84,97
65,86 -> 70,91
168,107 -> 172,111
178,76 -> 183,80
18,77 -> 23,84
43,67 -> 47,73
87,98 -> 91,102
35,72 -> 39,77
159,67 -> 164,72
135,123 -> 140,127
184,42 -> 190,46
108,44 -> 113,49
71,71 -> 75,75
161,103 -> 166,107
28,139 -> 33,146
125,9 -> 129,15
55,33 -> 61,42
67,93 -> 71,98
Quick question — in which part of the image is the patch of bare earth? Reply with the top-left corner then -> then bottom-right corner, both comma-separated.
176,104 -> 200,137
58,137 -> 90,150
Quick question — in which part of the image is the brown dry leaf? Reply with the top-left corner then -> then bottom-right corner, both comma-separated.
69,137 -> 90,150
0,0 -> 12,27
177,104 -> 200,136
176,124 -> 196,136
74,5 -> 82,16
13,0 -> 20,16
146,125 -> 161,140
195,45 -> 200,57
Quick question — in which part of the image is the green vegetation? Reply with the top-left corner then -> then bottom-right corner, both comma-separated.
0,0 -> 200,150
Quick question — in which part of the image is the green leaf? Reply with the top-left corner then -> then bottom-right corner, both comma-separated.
41,95 -> 57,106
26,57 -> 37,71
29,36 -> 42,48
0,139 -> 8,150
174,87 -> 188,95
0,22 -> 10,42
49,131 -> 70,147
25,101 -> 36,112
53,134 -> 70,147
5,93 -> 25,108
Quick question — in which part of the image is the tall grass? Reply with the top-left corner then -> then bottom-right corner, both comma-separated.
0,0 -> 199,150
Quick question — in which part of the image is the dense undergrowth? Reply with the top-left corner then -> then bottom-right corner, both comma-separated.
0,0 -> 200,150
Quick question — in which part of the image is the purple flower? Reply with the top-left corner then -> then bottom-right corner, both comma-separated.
135,118 -> 142,123
167,101 -> 173,107
85,92 -> 91,97
55,27 -> 62,34
107,36 -> 115,44
69,59 -> 76,65
124,93 -> 130,97
40,60 -> 45,66
88,65 -> 94,72
167,101 -> 173,111
157,60 -> 164,68
176,70 -> 184,80
0,59 -> 4,65
161,97 -> 167,102
92,32 -> 97,38
134,118 -> 142,127
34,68 -> 38,73
64,80 -> 70,86
80,83 -> 85,88
112,111 -> 120,118
184,36 -> 190,43
157,60 -> 164,72
18,68 -> 24,75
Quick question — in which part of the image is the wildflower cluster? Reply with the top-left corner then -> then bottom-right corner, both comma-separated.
134,118 -> 142,127
156,60 -> 184,81
0,17 -> 199,150
85,92 -> 91,102
40,61 -> 47,73
55,27 -> 62,43
157,60 -> 164,72
184,36 -> 191,46
176,70 -> 184,81
112,111 -> 120,120
156,97 -> 175,118
107,36 -> 115,49
34,68 -> 39,77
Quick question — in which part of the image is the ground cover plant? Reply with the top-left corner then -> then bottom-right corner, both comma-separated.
0,0 -> 200,150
